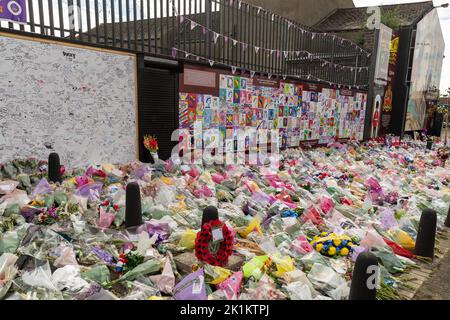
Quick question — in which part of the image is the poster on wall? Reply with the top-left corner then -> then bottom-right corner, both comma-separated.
0,34 -> 137,167
0,0 -> 27,23
405,8 -> 445,131
179,67 -> 368,153
378,31 -> 399,137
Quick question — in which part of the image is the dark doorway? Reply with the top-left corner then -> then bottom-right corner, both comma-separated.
137,56 -> 179,162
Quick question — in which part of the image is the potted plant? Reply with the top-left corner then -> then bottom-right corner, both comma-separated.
143,135 -> 159,163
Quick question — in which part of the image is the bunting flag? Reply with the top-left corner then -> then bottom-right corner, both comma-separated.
191,21 -> 197,30
209,60 -> 215,67
232,39 -> 238,46
213,32 -> 220,44
255,46 -> 260,54
231,66 -> 237,74
250,70 -> 256,78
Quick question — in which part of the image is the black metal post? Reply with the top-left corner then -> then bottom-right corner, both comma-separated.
48,153 -> 62,184
414,209 -> 437,259
349,252 -> 378,300
125,182 -> 143,228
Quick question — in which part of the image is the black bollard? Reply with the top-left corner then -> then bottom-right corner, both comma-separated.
414,209 -> 437,259
201,206 -> 219,227
48,153 -> 62,183
349,252 -> 379,300
445,205 -> 450,228
125,182 -> 143,228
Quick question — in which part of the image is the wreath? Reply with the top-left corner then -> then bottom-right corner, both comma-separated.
195,219 -> 234,267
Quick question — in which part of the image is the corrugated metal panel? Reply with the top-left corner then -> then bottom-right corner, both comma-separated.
138,66 -> 178,162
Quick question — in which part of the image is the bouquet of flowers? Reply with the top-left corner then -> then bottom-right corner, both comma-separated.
143,135 -> 159,153
114,249 -> 145,274
310,232 -> 358,258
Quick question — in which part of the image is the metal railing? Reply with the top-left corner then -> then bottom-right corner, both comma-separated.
0,0 -> 370,87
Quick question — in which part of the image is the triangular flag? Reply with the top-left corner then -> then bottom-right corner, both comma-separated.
277,50 -> 281,58
283,75 -> 287,80
185,52 -> 190,58
179,16 -> 184,23
209,60 -> 215,67
250,71 -> 256,78
284,51 -> 289,59
257,7 -> 261,14
255,46 -> 260,54
214,32 -> 220,44
224,36 -> 228,43
312,33 -> 316,39
239,1 -> 242,9
171,47 -> 177,59
296,51 -> 300,56
203,27 -> 207,34
231,66 -> 237,74
241,43 -> 248,51
268,73 -> 272,79
196,56 -> 200,61
272,14 -> 275,21
191,21 -> 197,30
232,39 -> 238,46
287,21 -> 293,29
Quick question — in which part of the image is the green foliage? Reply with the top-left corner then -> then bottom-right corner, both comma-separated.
354,31 -> 366,46
381,10 -> 402,30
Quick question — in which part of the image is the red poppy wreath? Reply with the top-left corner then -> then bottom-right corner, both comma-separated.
195,219 -> 234,267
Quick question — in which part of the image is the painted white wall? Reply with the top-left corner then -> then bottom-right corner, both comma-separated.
0,34 -> 137,168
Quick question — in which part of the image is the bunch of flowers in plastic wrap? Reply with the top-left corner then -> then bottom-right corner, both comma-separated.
310,232 -> 358,258
114,249 -> 144,274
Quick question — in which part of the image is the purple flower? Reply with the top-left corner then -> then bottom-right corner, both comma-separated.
47,207 -> 58,219
91,247 -> 115,264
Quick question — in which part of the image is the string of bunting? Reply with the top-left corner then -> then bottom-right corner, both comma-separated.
169,1 -> 370,72
214,0 -> 370,55
172,47 -> 368,90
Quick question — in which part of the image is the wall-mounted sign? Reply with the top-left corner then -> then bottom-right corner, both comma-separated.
0,0 -> 27,24
374,24 -> 393,86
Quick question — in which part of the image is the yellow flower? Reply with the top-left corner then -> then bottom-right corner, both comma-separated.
316,243 -> 323,252
340,247 -> 349,256
328,247 -> 336,256
321,232 -> 328,237
333,239 -> 341,246
348,242 -> 354,247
